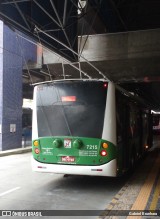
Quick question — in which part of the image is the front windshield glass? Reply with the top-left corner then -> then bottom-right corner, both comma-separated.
36,81 -> 108,138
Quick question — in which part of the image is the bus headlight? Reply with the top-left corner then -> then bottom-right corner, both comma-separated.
35,148 -> 40,154
33,140 -> 39,147
102,142 -> 108,149
100,150 -> 107,156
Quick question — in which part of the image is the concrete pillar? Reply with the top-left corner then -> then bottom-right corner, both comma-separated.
0,21 -> 37,151
0,21 -> 22,151
0,21 -> 3,149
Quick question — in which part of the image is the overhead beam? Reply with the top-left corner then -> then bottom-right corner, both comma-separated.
13,0 -> 31,30
1,0 -> 78,61
49,0 -> 77,59
33,0 -> 61,28
1,0 -> 31,4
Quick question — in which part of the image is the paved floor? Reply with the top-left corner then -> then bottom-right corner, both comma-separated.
98,136 -> 160,219
0,153 -> 129,219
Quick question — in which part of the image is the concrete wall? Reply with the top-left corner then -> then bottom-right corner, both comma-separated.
79,29 -> 160,62
43,29 -> 160,65
2,24 -> 23,150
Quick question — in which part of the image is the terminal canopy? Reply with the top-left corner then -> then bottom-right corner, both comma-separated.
0,0 -> 78,61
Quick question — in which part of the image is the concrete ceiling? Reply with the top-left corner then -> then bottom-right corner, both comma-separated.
0,0 -> 160,110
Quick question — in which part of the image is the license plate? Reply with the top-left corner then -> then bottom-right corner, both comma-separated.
61,156 -> 75,162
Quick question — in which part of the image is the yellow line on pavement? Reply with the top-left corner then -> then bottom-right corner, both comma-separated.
127,154 -> 160,219
149,172 -> 160,210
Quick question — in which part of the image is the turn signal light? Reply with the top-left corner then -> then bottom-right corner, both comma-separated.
35,148 -> 40,154
102,142 -> 108,149
100,150 -> 107,156
33,140 -> 39,147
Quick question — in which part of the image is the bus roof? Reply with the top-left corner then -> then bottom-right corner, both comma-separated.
33,78 -> 109,86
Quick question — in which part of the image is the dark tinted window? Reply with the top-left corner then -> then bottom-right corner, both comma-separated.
36,81 -> 108,138
153,115 -> 160,126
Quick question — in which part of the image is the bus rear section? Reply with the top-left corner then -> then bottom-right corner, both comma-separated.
32,80 -> 117,176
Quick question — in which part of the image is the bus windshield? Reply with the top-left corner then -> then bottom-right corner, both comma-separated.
36,81 -> 108,138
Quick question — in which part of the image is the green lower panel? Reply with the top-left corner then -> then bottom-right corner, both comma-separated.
32,136 -> 117,166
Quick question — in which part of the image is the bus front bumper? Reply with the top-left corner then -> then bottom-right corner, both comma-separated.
31,158 -> 117,177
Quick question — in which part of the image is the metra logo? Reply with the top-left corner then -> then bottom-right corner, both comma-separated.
86,145 -> 98,150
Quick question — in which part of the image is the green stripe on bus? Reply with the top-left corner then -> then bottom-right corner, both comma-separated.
32,137 -> 117,166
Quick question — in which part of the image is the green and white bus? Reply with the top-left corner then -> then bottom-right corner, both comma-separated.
32,80 -> 152,176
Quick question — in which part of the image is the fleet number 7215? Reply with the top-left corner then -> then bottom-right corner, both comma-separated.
86,145 -> 98,150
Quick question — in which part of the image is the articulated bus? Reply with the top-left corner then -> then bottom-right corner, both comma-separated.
32,80 -> 152,177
